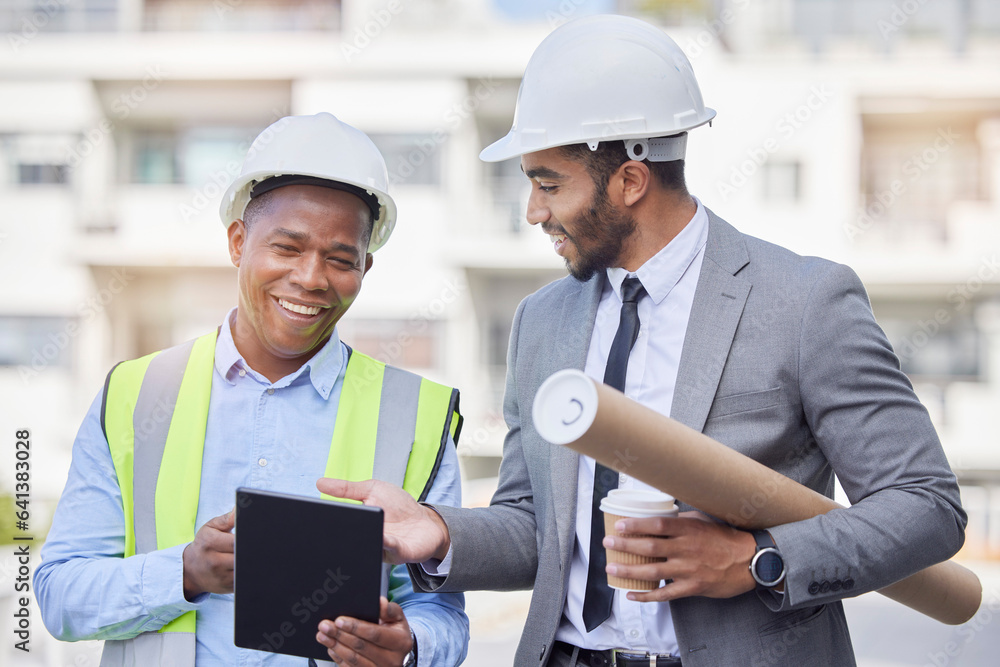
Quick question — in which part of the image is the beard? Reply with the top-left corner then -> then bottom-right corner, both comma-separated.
561,183 -> 637,282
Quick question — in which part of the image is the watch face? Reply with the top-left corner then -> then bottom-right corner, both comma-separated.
754,549 -> 785,586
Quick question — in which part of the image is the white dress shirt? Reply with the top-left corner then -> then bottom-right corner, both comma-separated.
555,198 -> 709,653
424,198 -> 709,653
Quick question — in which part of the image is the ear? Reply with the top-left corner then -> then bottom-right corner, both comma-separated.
616,160 -> 652,208
363,253 -> 374,275
227,220 -> 247,268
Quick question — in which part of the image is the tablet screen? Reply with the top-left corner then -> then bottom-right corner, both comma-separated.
234,487 -> 384,660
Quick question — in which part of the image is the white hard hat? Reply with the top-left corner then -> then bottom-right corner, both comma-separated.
220,112 -> 397,252
480,14 -> 716,163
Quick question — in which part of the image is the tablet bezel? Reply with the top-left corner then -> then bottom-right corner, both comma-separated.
233,487 -> 384,660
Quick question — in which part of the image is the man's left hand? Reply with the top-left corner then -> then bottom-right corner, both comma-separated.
603,511 -> 758,602
316,596 -> 414,666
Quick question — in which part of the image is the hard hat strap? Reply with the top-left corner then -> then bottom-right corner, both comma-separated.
624,134 -> 687,163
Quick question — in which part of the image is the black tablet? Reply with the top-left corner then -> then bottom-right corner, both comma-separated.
233,487 -> 384,661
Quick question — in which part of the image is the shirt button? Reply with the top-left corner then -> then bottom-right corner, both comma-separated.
628,629 -> 640,639
267,388 -> 274,395
238,369 -> 246,377
258,458 -> 267,467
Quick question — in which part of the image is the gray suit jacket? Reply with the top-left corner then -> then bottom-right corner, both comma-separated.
410,211 -> 966,666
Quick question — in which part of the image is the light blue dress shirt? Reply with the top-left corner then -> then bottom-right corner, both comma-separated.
36,310 -> 469,666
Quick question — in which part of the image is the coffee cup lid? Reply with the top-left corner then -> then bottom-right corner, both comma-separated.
600,489 -> 676,517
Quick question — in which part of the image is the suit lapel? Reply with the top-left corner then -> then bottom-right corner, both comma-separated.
671,210 -> 752,432
543,211 -> 750,562
548,276 -> 603,566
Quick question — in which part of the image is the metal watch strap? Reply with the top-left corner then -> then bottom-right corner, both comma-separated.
401,630 -> 417,666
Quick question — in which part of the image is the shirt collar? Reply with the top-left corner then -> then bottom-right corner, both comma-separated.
214,307 -> 343,400
605,196 -> 709,306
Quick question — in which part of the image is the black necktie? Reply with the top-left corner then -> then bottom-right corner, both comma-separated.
582,276 -> 646,632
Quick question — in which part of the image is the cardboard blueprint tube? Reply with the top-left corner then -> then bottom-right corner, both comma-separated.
531,369 -> 982,626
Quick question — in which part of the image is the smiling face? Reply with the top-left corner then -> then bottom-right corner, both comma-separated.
227,184 -> 374,381
521,148 -> 637,282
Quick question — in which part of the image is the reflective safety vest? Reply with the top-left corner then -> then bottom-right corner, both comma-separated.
97,330 -> 462,667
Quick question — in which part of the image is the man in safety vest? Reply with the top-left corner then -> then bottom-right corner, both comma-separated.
36,113 -> 469,667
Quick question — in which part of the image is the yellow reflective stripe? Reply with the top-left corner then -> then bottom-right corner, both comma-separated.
403,379 -> 454,501
321,351 -> 384,504
155,332 -> 216,554
161,611 -> 196,634
105,351 -> 159,559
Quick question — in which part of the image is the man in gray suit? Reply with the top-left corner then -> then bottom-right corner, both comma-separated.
318,15 -> 966,667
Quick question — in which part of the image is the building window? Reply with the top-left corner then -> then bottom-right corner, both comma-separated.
0,0 -> 118,33
860,114 -> 984,245
17,163 -> 68,185
875,307 -> 983,383
790,0 -> 998,53
1,134 -> 73,187
125,127 -> 252,186
369,134 -> 443,187
487,156 -> 529,233
338,319 -> 440,370
0,316 -> 75,369
142,0 -> 341,31
130,131 -> 179,184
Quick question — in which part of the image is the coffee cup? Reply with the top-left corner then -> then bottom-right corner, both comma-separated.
600,488 -> 678,591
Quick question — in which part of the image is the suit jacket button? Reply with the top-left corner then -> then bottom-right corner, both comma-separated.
808,581 -> 821,595
819,580 -> 831,594
843,578 -> 855,590
831,580 -> 843,592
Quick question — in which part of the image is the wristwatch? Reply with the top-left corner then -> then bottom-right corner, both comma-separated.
401,630 -> 417,667
750,529 -> 786,589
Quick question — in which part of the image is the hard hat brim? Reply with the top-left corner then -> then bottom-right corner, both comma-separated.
219,170 -> 397,253
479,109 -> 716,163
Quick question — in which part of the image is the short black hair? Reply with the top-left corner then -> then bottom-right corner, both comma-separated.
241,187 -> 375,250
559,140 -> 687,194
241,188 -> 279,234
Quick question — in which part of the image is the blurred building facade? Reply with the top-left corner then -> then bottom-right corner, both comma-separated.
0,1 -> 998,655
